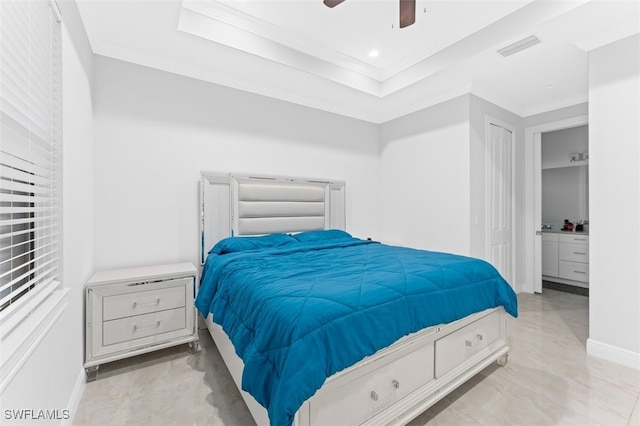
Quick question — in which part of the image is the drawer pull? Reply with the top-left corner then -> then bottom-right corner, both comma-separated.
573,252 -> 586,255
573,270 -> 587,274
465,340 -> 472,347
370,391 -> 378,401
133,298 -> 161,308
133,321 -> 161,332
477,334 -> 483,341
392,379 -> 400,389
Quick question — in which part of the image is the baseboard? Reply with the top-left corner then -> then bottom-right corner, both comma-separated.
586,338 -> 640,371
61,367 -> 86,426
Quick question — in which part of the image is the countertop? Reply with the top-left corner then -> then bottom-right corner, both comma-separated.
542,229 -> 589,236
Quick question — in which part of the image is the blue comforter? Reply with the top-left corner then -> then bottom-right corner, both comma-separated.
196,235 -> 518,426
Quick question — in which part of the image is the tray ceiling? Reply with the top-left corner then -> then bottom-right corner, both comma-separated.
75,0 -> 640,122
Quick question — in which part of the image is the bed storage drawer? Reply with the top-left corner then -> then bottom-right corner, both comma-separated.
434,310 -> 501,378
308,340 -> 434,426
103,285 -> 186,321
103,307 -> 187,346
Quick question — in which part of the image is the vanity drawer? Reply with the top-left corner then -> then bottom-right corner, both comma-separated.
435,310 -> 500,378
559,243 -> 589,263
103,283 -> 186,321
558,234 -> 589,245
559,261 -> 589,282
103,307 -> 186,346
308,341 -> 434,426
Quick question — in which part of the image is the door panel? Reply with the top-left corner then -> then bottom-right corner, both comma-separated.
488,123 -> 513,283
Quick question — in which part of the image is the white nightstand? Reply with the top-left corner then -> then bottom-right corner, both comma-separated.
84,263 -> 199,381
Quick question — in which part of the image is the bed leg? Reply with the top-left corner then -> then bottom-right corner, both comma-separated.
497,353 -> 509,367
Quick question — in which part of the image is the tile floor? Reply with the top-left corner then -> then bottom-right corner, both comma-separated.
73,289 -> 640,426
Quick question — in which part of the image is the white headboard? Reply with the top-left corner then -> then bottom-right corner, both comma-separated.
199,172 -> 346,264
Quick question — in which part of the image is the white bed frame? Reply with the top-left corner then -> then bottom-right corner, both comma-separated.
199,172 -> 510,426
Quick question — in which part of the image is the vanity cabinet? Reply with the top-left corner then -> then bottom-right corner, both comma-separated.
541,233 -> 559,277
558,234 -> 589,283
542,233 -> 589,286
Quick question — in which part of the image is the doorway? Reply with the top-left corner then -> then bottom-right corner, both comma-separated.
524,115 -> 588,294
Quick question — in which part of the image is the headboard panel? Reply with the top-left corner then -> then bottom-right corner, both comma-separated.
234,178 -> 327,235
200,172 -> 346,264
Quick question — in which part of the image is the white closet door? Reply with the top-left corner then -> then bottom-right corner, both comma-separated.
488,123 -> 513,283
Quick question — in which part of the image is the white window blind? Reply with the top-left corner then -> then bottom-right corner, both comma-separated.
0,0 -> 62,315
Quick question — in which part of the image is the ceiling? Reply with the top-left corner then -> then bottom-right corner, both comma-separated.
75,0 -> 640,123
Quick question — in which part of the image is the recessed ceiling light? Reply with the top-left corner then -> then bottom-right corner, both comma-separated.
368,50 -> 379,58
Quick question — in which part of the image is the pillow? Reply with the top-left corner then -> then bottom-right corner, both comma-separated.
210,233 -> 296,255
292,229 -> 353,243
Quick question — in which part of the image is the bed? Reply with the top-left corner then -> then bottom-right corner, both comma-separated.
197,172 -> 518,426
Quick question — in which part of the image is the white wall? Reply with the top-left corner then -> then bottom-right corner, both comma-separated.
1,1 -> 94,421
587,34 -> 640,369
523,103 -> 589,129
541,125 -> 588,168
377,93 -> 524,286
378,96 -> 471,254
541,166 -> 589,224
541,126 -> 589,224
92,56 -> 380,270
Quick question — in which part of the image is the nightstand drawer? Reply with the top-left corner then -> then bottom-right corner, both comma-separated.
103,283 -> 186,321
103,307 -> 187,346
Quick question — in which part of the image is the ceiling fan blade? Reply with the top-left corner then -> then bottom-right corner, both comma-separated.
324,0 -> 346,7
399,0 -> 416,28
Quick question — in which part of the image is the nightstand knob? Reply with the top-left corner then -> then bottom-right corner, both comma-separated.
477,334 -> 483,341
392,379 -> 400,389
370,391 -> 378,401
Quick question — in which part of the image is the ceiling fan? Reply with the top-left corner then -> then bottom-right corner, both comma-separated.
324,0 -> 416,28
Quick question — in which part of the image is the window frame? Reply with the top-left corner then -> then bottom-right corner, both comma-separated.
0,0 -> 67,391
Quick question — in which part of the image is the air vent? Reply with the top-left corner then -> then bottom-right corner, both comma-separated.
497,35 -> 541,57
